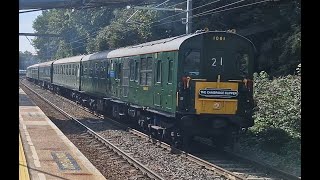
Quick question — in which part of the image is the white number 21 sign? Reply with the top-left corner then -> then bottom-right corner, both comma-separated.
211,57 -> 223,66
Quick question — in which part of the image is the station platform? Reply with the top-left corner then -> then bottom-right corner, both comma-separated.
19,88 -> 106,180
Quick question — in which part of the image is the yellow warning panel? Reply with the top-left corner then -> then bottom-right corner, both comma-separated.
195,82 -> 238,115
19,134 -> 30,180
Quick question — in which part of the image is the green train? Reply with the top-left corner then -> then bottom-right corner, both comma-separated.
27,31 -> 255,148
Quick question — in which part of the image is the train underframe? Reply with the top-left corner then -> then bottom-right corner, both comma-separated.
34,79 -> 246,150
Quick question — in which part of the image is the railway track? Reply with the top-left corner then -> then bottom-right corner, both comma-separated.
20,79 -> 301,180
20,80 -> 162,180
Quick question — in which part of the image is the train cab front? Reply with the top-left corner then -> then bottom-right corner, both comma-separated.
177,31 -> 255,139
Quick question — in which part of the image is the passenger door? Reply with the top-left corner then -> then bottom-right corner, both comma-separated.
122,58 -> 130,99
161,52 -> 176,113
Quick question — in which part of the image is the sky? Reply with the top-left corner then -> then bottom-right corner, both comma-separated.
19,11 -> 42,55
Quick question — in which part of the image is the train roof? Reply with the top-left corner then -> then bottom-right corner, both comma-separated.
38,60 -> 55,67
82,50 -> 112,62
105,30 -> 255,58
31,31 -> 256,65
106,33 -> 198,58
27,64 -> 39,69
53,55 -> 84,64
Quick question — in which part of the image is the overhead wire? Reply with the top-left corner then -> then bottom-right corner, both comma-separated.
167,1 -> 186,8
193,0 -> 271,18
62,0 -> 178,53
193,0 -> 247,17
45,0 -> 272,58
144,0 -> 221,26
48,0 -> 241,55
126,0 -> 171,23
147,0 -> 271,28
49,0 -> 190,55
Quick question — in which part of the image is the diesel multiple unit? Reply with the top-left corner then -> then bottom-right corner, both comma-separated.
27,31 -> 255,147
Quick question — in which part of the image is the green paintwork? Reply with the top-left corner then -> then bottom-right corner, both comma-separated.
48,32 -> 255,119
38,66 -> 51,82
78,51 -> 178,116
53,62 -> 80,90
80,59 -> 108,97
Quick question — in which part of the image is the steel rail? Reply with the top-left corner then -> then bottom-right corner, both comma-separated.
21,80 -> 301,180
20,81 -> 164,180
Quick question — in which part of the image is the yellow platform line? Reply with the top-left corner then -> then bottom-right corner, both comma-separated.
19,133 -> 30,180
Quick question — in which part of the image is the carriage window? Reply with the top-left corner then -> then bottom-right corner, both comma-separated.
134,61 -> 139,82
110,61 -> 114,78
117,63 -> 122,80
105,62 -> 109,78
184,50 -> 200,77
85,64 -> 88,75
156,60 -> 161,83
90,63 -> 93,77
119,63 -> 122,80
101,62 -> 103,77
140,58 -> 146,85
129,60 -> 134,81
236,53 -> 249,78
168,60 -> 173,83
123,60 -> 130,97
140,57 -> 153,86
146,57 -> 153,86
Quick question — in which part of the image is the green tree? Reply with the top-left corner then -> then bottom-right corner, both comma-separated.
19,51 -> 38,69
87,8 -> 157,52
32,8 -> 113,60
32,0 -> 300,76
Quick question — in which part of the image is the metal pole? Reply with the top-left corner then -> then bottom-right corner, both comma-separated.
186,0 -> 192,34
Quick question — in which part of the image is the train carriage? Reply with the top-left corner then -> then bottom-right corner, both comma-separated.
52,55 -> 83,91
26,64 -> 39,83
106,37 -> 179,115
80,51 -> 111,98
27,30 -> 256,148
38,61 -> 55,89
99,31 -> 255,146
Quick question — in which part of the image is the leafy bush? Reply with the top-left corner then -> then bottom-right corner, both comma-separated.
252,71 -> 301,142
239,71 -> 301,175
